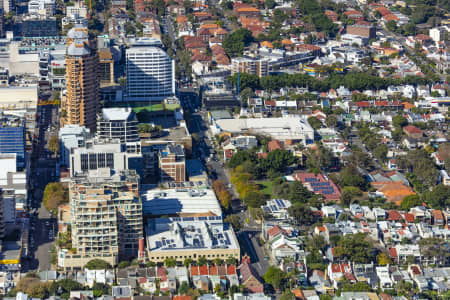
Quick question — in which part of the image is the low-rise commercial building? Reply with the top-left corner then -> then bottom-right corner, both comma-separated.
142,187 -> 222,217
146,216 -> 240,263
59,125 -> 91,168
159,144 -> 186,182
213,115 -> 314,145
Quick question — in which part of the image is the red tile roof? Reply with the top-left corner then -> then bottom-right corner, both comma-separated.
268,140 -> 284,152
383,14 -> 399,21
375,101 -> 389,106
403,213 -> 415,223
209,265 -> 218,275
356,101 -> 370,107
227,265 -> 237,275
331,264 -> 342,273
239,259 -> 263,293
403,125 -> 422,134
190,265 -> 199,276
174,296 -> 192,300
375,7 -> 391,16
267,225 -> 284,237
199,265 -> 208,276
415,34 -> 431,41
411,266 -> 421,275
387,210 -> 402,221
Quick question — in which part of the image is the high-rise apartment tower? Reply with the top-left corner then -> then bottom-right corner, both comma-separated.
62,25 -> 99,132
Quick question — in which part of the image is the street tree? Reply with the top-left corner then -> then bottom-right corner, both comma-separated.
264,266 -> 286,290
43,182 -> 69,213
48,135 -> 60,155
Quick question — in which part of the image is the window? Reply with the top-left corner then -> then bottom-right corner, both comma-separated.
80,153 -> 89,171
89,153 -> 97,169
98,153 -> 106,168
106,153 -> 114,168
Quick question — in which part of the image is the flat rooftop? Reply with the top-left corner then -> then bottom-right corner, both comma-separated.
141,126 -> 190,143
215,116 -> 314,141
146,216 -> 239,252
141,188 -> 222,216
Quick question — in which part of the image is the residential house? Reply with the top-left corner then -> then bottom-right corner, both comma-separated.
309,270 -> 334,295
239,256 -> 264,293
376,266 -> 393,290
403,125 -> 423,139
328,263 -> 354,289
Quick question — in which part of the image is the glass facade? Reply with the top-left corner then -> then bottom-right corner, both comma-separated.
80,152 -> 115,171
0,127 -> 25,169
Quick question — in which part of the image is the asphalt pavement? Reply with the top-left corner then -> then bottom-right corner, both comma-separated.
25,104 -> 59,271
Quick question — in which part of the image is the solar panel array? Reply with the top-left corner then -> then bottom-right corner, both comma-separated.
309,180 -> 336,195
305,177 -> 319,182
274,199 -> 286,208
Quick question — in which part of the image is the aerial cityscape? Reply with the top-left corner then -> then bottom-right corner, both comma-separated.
0,0 -> 447,298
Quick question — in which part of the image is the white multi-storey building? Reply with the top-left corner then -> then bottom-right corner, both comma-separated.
59,124 -> 91,167
125,38 -> 175,101
28,0 -> 55,16
97,108 -> 139,143
70,138 -> 142,177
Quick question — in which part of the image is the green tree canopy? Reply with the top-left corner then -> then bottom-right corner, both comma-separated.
334,233 -> 374,263
400,194 -> 422,211
393,115 -> 408,128
422,185 -> 450,209
84,259 -> 112,270
222,28 -> 254,57
340,186 -> 362,206
307,116 -> 322,130
264,266 -> 286,290
164,257 -> 177,267
43,182 -> 69,213
396,149 -> 439,188
288,203 -> 314,226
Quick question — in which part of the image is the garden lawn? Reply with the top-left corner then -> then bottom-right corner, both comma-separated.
256,181 -> 273,198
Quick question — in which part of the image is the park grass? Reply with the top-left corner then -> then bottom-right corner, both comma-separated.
256,180 -> 273,197
132,103 -> 180,113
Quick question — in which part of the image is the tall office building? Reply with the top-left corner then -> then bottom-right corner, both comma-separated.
97,108 -> 139,143
61,25 -> 99,132
126,38 -> 175,101
0,115 -> 26,170
61,169 -> 143,269
0,189 -> 4,240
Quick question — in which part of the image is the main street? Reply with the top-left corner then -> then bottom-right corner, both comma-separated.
25,102 -> 59,272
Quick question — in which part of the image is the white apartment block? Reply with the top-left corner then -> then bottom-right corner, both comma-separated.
126,39 -> 175,101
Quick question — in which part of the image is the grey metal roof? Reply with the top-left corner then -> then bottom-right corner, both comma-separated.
67,41 -> 91,56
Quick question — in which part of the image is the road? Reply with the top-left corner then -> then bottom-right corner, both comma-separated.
25,102 -> 59,272
238,231 -> 270,277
